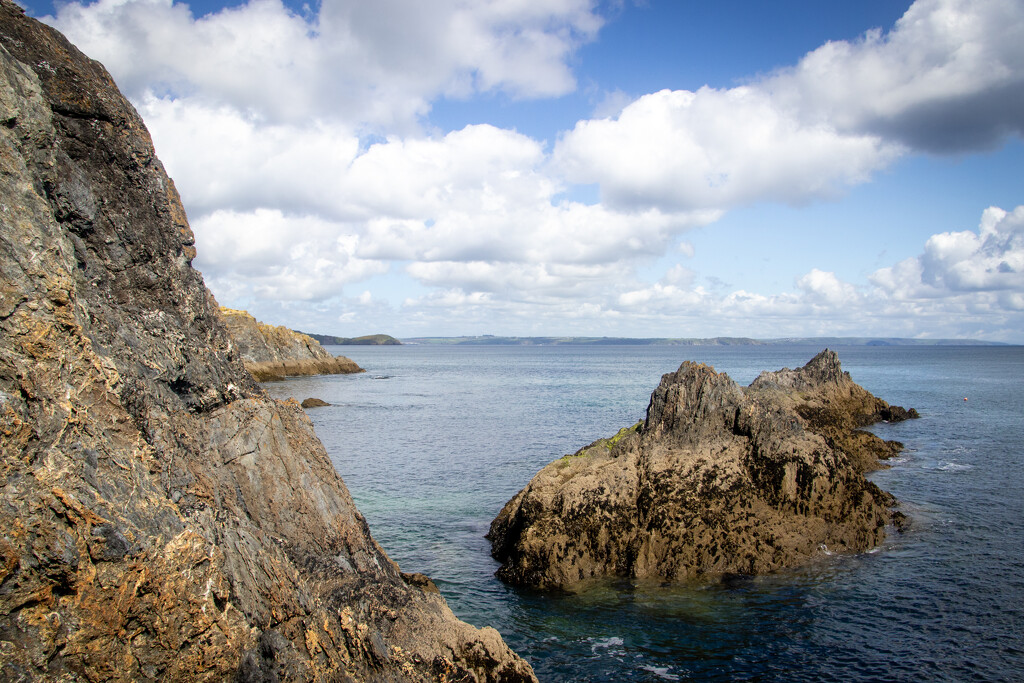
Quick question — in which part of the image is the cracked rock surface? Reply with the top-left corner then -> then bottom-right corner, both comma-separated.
0,4 -> 534,680
489,350 -> 917,591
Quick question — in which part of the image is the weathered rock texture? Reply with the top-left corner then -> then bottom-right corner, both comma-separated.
221,308 -> 364,382
0,4 -> 535,681
489,350 -> 917,591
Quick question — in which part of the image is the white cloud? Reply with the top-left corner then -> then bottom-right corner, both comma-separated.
405,260 -> 632,299
150,102 -> 717,303
138,96 -> 361,219
603,206 -> 1024,341
777,0 -> 1024,152
39,0 -> 1024,340
145,106 -> 718,304
553,87 -> 897,212
796,269 -> 861,307
192,208 -> 388,302
47,0 -> 603,129
553,0 -> 1024,214
871,206 -> 1024,300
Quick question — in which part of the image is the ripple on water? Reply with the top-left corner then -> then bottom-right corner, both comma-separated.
266,345 -> 1024,682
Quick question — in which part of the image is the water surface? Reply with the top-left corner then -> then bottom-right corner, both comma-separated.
266,345 -> 1024,681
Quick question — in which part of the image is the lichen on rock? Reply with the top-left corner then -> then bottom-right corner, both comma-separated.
488,350 -> 917,591
220,307 -> 364,381
0,3 -> 535,680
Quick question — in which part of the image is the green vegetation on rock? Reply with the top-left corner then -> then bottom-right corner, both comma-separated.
299,331 -> 402,346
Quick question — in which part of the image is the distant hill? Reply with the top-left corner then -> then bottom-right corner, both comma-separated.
401,335 -> 1008,347
299,332 -> 402,346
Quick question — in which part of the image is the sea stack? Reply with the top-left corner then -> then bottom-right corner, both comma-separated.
488,350 -> 917,591
0,3 -> 535,680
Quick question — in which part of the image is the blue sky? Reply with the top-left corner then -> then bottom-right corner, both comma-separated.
22,0 -> 1024,341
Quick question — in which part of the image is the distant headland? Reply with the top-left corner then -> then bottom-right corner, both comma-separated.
299,331 -> 402,346
399,335 -> 1007,346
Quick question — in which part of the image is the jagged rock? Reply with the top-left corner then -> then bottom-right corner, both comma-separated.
221,307 -> 364,381
489,350 -> 917,591
300,398 -> 329,409
0,4 -> 535,681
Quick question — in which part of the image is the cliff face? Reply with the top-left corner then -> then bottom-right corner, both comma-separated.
488,350 -> 916,591
0,4 -> 534,681
220,308 -> 363,381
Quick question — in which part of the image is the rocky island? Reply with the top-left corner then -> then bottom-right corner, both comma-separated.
489,350 -> 917,591
220,307 -> 364,381
0,3 -> 534,680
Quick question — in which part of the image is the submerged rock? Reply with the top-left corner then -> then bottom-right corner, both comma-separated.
0,4 -> 534,680
489,350 -> 917,591
221,307 -> 364,381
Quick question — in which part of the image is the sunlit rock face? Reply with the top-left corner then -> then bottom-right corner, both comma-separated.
489,350 -> 917,591
0,3 -> 535,680
220,307 -> 364,381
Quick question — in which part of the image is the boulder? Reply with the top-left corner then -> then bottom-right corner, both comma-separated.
0,4 -> 534,680
300,397 -> 330,408
488,350 -> 916,591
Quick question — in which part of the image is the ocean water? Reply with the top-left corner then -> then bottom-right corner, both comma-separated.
265,344 -> 1024,681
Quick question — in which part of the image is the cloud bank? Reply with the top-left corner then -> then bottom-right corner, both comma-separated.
43,0 -> 1024,340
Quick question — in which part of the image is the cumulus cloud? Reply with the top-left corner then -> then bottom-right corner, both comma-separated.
554,0 -> 1024,213
192,208 -> 388,302
142,102 -> 717,303
871,206 -> 1024,301
778,0 -> 1024,152
553,87 -> 897,212
605,206 -> 1024,340
137,96 -> 361,218
796,269 -> 861,307
38,0 -> 1024,340
47,0 -> 603,129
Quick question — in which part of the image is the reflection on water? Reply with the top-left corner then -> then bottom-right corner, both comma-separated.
266,345 -> 1024,681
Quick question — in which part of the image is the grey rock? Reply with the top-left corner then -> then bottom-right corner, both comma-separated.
300,397 -> 329,409
0,3 -> 535,680
489,350 -> 916,591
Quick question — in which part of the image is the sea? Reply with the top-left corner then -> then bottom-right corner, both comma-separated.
264,344 -> 1024,682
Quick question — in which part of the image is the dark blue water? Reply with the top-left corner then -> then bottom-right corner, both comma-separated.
265,345 -> 1024,681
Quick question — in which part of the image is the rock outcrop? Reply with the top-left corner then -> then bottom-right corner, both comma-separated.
489,350 -> 916,591
0,4 -> 535,681
221,308 -> 364,382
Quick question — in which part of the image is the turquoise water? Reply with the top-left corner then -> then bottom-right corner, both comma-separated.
265,345 -> 1024,681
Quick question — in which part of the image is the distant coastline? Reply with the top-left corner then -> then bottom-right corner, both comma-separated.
300,332 -> 402,346
397,335 -> 1009,346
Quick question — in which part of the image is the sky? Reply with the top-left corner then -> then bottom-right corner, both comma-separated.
19,0 -> 1024,341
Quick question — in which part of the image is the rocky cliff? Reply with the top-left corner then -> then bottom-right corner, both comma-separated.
488,350 -> 916,591
0,4 -> 534,680
220,308 -> 364,382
